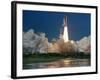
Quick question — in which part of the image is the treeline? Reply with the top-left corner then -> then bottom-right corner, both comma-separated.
23,52 -> 90,59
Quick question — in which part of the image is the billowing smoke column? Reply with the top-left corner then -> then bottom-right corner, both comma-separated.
62,16 -> 69,42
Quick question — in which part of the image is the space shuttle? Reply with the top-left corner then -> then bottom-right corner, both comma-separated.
60,16 -> 68,35
63,16 -> 69,42
63,16 -> 68,27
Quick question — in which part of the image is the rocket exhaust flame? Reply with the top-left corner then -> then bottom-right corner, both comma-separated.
63,26 -> 69,42
63,16 -> 69,42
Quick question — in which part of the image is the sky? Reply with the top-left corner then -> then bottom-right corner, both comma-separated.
23,10 -> 90,41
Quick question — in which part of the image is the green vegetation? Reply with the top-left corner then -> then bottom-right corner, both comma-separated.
23,52 -> 90,64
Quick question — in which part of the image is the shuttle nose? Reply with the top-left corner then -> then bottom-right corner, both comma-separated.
63,16 -> 67,27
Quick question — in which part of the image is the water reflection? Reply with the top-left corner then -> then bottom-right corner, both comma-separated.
23,58 -> 90,69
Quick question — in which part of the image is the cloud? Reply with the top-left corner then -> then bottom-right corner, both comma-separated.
23,29 -> 49,54
23,29 -> 91,54
77,36 -> 91,53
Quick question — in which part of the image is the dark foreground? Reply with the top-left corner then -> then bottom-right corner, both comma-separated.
23,52 -> 90,69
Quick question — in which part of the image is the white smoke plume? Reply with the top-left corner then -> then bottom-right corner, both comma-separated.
77,36 -> 91,53
23,29 -> 49,54
23,29 -> 91,54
